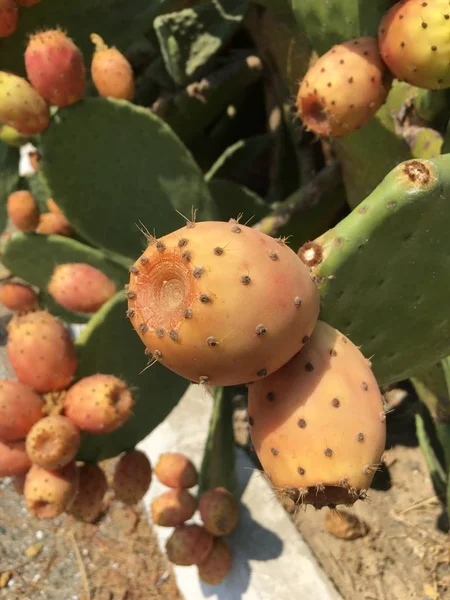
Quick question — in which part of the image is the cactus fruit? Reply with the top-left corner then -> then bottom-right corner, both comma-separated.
154,452 -> 198,489
379,0 -> 450,90
165,524 -> 214,566
127,220 -> 320,386
198,487 -> 239,536
112,449 -> 152,504
63,374 -> 134,434
0,380 -> 44,441
24,462 -> 79,519
25,415 -> 80,470
0,439 -> 31,476
46,198 -> 62,214
296,37 -> 392,137
7,190 -> 39,232
0,282 -> 38,312
90,33 -> 135,101
24,30 -> 86,107
151,489 -> 197,527
198,538 -> 232,585
0,72 -> 50,135
36,212 -> 73,236
0,0 -> 18,38
248,321 -> 386,508
68,463 -> 108,522
48,263 -> 117,314
7,310 -> 78,393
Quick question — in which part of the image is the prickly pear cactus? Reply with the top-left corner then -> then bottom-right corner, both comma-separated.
299,155 -> 450,385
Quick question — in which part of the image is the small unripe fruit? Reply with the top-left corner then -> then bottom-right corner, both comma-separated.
0,282 -> 38,312
199,487 -> 239,536
36,212 -> 73,237
24,462 -> 79,519
0,379 -> 44,441
25,29 -> 86,107
151,489 -> 197,527
0,0 -> 18,38
198,538 -> 232,585
112,450 -> 152,504
0,439 -> 31,476
68,463 -> 108,522
166,524 -> 214,566
26,415 -> 80,470
90,33 -> 135,101
7,310 -> 78,393
64,374 -> 134,434
7,190 -> 39,232
154,452 -> 198,489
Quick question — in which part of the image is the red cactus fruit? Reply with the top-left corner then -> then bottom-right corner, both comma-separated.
198,538 -> 232,585
127,219 -> 320,386
24,462 -> 79,519
90,33 -> 135,101
26,415 -> 80,470
0,379 -> 44,441
7,190 -> 39,232
68,463 -> 108,522
166,524 -> 214,566
0,439 -> 31,476
248,320 -> 387,508
0,72 -> 50,134
48,263 -> 117,314
151,489 -> 197,527
24,29 -> 86,107
64,374 -> 134,434
199,487 -> 239,536
0,0 -> 18,38
154,452 -> 198,489
7,310 -> 78,393
112,449 -> 152,504
0,282 -> 38,312
296,37 -> 391,137
379,0 -> 450,90
36,212 -> 73,236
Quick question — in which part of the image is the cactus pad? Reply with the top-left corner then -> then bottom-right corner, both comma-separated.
299,155 -> 450,385
39,98 -> 217,259
0,142 -> 20,233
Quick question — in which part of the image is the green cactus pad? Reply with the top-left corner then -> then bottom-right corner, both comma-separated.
154,0 -> 248,85
0,0 -> 177,77
290,0 -> 393,55
39,98 -> 217,259
24,172 -> 52,213
2,232 -> 128,323
302,155 -> 450,386
75,293 -> 188,462
0,142 -> 20,234
207,179 -> 269,223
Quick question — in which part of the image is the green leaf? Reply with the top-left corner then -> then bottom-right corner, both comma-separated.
76,293 -> 189,462
40,98 -> 218,259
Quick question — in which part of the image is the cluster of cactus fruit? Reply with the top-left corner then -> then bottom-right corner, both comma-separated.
0,0 -> 449,561
152,452 -> 237,584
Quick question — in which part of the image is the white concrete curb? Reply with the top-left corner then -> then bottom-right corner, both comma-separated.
138,384 -> 342,600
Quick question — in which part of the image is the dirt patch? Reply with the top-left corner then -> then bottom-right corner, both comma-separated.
0,458 -> 182,600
